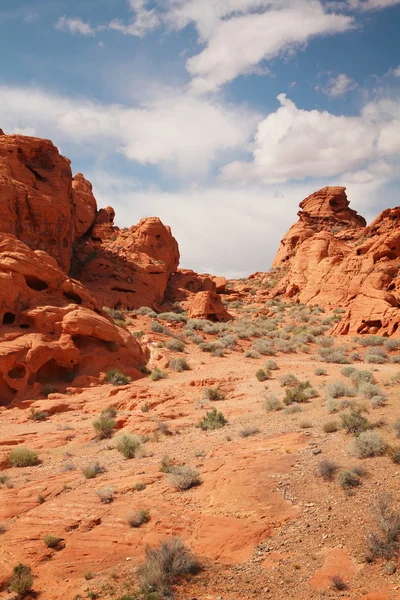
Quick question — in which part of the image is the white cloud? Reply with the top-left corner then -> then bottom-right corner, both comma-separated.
109,0 -> 160,36
0,85 -> 258,177
318,73 -> 357,97
393,65 -> 400,77
347,0 -> 400,10
55,16 -> 95,36
221,93 -> 400,184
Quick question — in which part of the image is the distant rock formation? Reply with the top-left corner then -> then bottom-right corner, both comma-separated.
272,186 -> 400,336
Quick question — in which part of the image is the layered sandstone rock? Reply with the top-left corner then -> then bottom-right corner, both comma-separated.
0,233 -> 148,403
271,187 -> 400,336
188,291 -> 233,321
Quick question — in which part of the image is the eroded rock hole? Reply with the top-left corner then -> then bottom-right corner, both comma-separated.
63,291 -> 82,305
8,365 -> 26,380
25,276 -> 49,291
35,359 -> 75,384
2,312 -> 15,325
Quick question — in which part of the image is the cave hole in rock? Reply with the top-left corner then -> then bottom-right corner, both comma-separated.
19,323 -> 30,329
2,312 -> 15,325
63,291 -> 82,305
35,359 -> 76,384
0,375 -> 17,406
24,275 -> 49,291
8,365 -> 26,380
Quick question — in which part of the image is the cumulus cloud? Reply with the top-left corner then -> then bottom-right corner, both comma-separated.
109,0 -> 160,37
347,0 -> 400,10
393,65 -> 400,77
221,94 -> 400,184
55,16 -> 95,36
0,85 -> 258,176
318,73 -> 357,97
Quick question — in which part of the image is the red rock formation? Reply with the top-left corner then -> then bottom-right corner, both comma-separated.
188,291 -> 233,321
0,133 -> 97,272
0,233 -> 148,404
165,269 -> 216,302
271,187 -> 400,336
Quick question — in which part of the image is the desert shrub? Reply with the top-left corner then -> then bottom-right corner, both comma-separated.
102,405 -> 117,419
158,312 -> 187,323
0,523 -> 6,534
389,446 -> 400,464
284,404 -> 303,414
137,306 -> 157,317
211,347 -> 225,357
319,347 -> 350,364
367,494 -> 400,560
244,350 -> 260,358
151,368 -> 168,381
264,395 -> 282,411
330,575 -> 347,591
350,370 -> 376,389
338,469 -> 361,489
371,395 -> 387,408
283,381 -> 317,405
138,537 -> 200,597
82,462 -> 103,479
128,509 -> 150,528
326,380 -> 356,399
357,335 -> 386,347
29,408 -> 48,422
318,459 -> 338,480
359,383 -> 384,400
203,385 -> 224,401
115,434 -> 143,459
299,420 -> 313,429
318,337 -> 335,348
199,408 -> 227,430
393,418 -> 400,438
353,431 -> 386,458
275,339 -> 296,353
44,534 -> 64,549
95,487 -> 114,503
218,334 -> 238,348
324,420 -> 339,433
265,359 -> 278,370
106,369 -> 130,386
340,407 -> 370,435
384,338 -> 400,351
314,367 -> 327,376
280,373 -> 299,387
199,341 -> 224,354
92,414 -> 116,439
159,455 -> 175,473
365,354 -> 386,364
8,563 -> 34,597
150,320 -> 164,333
166,339 -> 185,352
252,339 -> 276,355
169,357 -> 190,372
168,466 -> 201,490
256,369 -> 270,382
390,355 -> 400,363
239,426 -> 260,438
341,366 -> 356,377
136,482 -> 146,491
8,447 -> 38,468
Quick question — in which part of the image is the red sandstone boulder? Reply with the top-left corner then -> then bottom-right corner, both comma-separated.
166,269 -> 216,302
188,291 -> 233,321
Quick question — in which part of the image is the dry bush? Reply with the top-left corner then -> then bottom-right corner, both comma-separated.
167,466 -> 201,490
203,385 -> 224,401
330,575 -> 347,590
340,407 -> 370,435
326,380 -> 356,399
106,369 -> 130,386
92,414 -> 116,439
166,339 -> 185,352
8,563 -> 34,597
95,487 -> 114,503
127,509 -> 150,528
337,469 -> 361,489
169,357 -> 190,372
239,426 -> 260,438
115,434 -> 143,459
353,431 -> 387,458
367,494 -> 400,560
323,420 -> 339,433
82,462 -> 104,479
264,395 -> 282,411
8,448 -> 38,468
318,459 -> 338,480
44,534 -> 64,549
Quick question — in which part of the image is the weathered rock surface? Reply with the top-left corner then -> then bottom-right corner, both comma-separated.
271,186 -> 400,336
0,233 -> 148,403
188,291 -> 233,321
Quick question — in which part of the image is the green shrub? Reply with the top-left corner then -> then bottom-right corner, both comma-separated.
8,448 -> 38,468
283,381 -> 317,405
44,534 -> 64,549
115,434 -> 143,459
264,395 -> 282,411
168,466 -> 201,490
353,431 -> 387,458
158,312 -> 187,323
315,367 -> 327,376
199,341 -> 224,354
244,350 -> 260,358
136,306 -> 157,317
218,334 -> 238,348
169,357 -> 190,372
150,320 -> 164,333
92,414 -> 116,439
384,338 -> 400,350
166,339 -> 185,352
127,509 -> 150,528
8,563 -> 34,597
138,537 -> 200,597
150,368 -> 168,381
265,359 -> 278,370
199,408 -> 227,430
356,335 -> 386,346
340,407 -> 370,435
106,369 -> 130,386
341,366 -> 356,377
82,462 -> 103,479
203,385 -> 224,401
326,380 -> 356,399
252,339 -> 276,355
29,408 -> 48,422
337,469 -> 361,489
350,370 -> 376,389
365,353 -> 387,364
359,383 -> 384,399
256,368 -> 270,382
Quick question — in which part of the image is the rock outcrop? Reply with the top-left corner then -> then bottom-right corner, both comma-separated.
271,187 -> 400,336
188,291 -> 233,322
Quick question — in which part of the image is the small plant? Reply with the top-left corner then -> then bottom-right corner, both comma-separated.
138,537 -> 200,597
92,414 -> 116,439
136,481 -> 146,491
167,465 -> 201,490
256,369 -> 270,382
82,462 -> 103,479
283,381 -> 316,405
150,320 -> 164,333
8,447 -> 38,468
203,385 -> 224,401
141,402 -> 150,413
367,493 -> 400,560
106,369 -> 130,386
101,406 -> 117,419
0,523 -> 6,534
340,407 -> 370,435
350,369 -> 376,389
318,459 -> 338,480
166,339 -> 185,352
38,494 -> 45,504
280,373 -> 299,387
159,455 -> 175,473
199,407 -> 228,430
284,404 -> 303,414
44,534 -> 64,549
330,575 -> 347,591
29,408 -> 48,422
337,469 -> 361,489
393,418 -> 400,437
150,367 -> 168,381
8,563 -> 34,597
95,487 -> 114,503
266,359 -> 278,370
326,380 -> 356,399
239,426 -> 260,438
127,509 -> 150,528
252,339 -> 276,355
323,420 -> 339,433
115,434 -> 143,459
359,383 -> 384,399
341,366 -> 356,377
314,367 -> 327,376
353,431 -> 386,458
169,357 -> 190,372
264,395 -> 282,411
84,571 -> 94,580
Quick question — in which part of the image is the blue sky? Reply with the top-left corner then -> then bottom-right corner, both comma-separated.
1,0 -> 399,276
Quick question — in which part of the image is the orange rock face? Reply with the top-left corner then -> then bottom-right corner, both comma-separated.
188,291 -> 233,321
271,186 -> 400,336
0,233 -> 148,403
